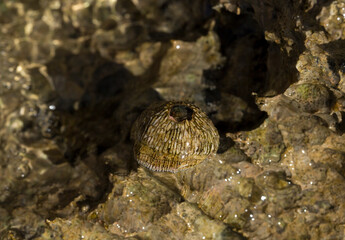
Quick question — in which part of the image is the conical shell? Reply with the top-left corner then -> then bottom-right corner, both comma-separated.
131,101 -> 219,172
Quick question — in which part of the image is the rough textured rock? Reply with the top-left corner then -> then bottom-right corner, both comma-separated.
1,0 -> 345,239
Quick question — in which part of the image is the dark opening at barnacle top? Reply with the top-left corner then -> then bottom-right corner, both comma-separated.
169,104 -> 194,122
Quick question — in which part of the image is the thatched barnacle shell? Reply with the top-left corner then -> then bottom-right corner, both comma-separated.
131,101 -> 219,172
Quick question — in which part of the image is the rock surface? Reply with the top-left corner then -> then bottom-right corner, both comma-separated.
1,0 -> 345,239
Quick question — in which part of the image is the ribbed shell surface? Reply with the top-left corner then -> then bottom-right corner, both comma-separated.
131,101 -> 219,172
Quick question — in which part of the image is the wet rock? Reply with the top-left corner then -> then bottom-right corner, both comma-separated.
142,202 -> 244,240
40,216 -> 128,240
154,31 -> 224,105
173,157 -> 263,230
255,171 -> 301,209
214,92 -> 265,131
6,208 -> 45,239
96,168 -> 181,236
284,83 -> 331,113
297,31 -> 341,88
318,1 -> 345,40
229,119 -> 286,165
217,144 -> 249,163
99,144 -> 131,176
279,114 -> 330,148
26,66 -> 57,102
114,42 -> 162,76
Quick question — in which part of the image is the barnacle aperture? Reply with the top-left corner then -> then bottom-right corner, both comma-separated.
131,101 -> 219,172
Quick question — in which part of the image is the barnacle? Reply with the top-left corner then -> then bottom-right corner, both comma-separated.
131,101 -> 219,172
